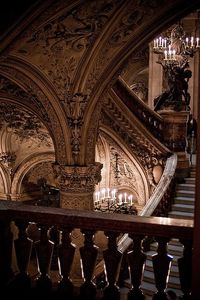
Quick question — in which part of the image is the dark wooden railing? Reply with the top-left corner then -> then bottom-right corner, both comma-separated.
0,200 -> 193,299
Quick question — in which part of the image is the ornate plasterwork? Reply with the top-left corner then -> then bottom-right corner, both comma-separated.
0,75 -> 49,123
0,102 -> 52,147
0,65 -> 68,163
65,92 -> 88,159
98,132 -> 146,203
52,162 -> 103,193
101,98 -> 167,191
16,0 -> 118,99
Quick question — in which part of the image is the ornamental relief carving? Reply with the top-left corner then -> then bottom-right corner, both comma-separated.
0,75 -> 49,123
65,92 -> 88,159
14,0 -> 116,99
0,66 -> 67,163
53,162 -> 103,193
101,109 -> 166,190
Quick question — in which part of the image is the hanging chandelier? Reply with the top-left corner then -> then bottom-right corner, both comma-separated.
153,21 -> 200,65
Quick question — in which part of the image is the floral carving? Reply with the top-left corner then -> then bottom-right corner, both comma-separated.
52,162 -> 103,193
0,102 -> 52,147
65,93 -> 88,159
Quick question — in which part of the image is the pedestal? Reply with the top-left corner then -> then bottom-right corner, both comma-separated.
158,110 -> 190,180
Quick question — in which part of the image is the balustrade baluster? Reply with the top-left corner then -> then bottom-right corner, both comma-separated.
152,237 -> 173,300
49,225 -> 60,270
79,229 -> 98,300
57,227 -> 75,299
103,231 -> 122,300
127,234 -> 146,300
9,221 -> 33,294
34,224 -> 54,294
0,221 -> 13,289
178,239 -> 192,300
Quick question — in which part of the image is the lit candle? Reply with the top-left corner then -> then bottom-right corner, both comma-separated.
164,50 -> 167,60
119,194 -> 122,205
159,36 -> 162,47
186,37 -> 189,47
191,36 -> 194,47
124,192 -> 127,203
196,37 -> 199,47
107,188 -> 110,198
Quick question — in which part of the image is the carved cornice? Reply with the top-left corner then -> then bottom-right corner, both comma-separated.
52,162 -> 103,193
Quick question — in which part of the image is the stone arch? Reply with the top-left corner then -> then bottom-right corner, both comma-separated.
0,163 -> 11,198
98,126 -> 150,206
0,57 -> 72,164
11,151 -> 55,199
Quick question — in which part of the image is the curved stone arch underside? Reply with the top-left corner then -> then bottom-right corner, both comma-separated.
99,127 -> 150,206
0,58 -> 72,164
0,163 -> 11,197
11,152 -> 55,198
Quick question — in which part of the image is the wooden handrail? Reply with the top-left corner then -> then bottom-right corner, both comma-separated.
0,200 -> 193,239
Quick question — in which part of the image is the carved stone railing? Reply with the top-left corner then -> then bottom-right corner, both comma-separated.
113,77 -> 164,142
0,200 -> 193,300
140,153 -> 177,217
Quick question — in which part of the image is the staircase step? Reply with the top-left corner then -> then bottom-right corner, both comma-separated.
176,190 -> 195,197
171,203 -> 194,213
184,178 -> 196,184
168,211 -> 194,219
176,183 -> 195,191
174,197 -> 195,205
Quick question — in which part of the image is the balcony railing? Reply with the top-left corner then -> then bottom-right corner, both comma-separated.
0,200 -> 193,299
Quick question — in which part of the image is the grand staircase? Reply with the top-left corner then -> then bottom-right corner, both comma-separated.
141,163 -> 196,298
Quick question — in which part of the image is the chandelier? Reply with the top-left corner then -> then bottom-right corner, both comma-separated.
93,153 -> 137,215
152,15 -> 200,112
153,22 -> 200,66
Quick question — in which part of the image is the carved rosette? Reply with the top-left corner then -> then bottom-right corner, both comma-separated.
53,162 -> 103,209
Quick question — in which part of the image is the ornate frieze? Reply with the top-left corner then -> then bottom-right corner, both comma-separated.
52,162 -> 103,193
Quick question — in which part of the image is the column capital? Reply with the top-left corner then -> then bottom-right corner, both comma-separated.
53,162 -> 103,193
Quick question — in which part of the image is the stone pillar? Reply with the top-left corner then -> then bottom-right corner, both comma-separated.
158,110 -> 190,179
53,162 -> 103,210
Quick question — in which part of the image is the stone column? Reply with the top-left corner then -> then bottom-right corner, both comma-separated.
158,109 -> 190,179
53,162 -> 103,210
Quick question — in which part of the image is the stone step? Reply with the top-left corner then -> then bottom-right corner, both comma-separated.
168,211 -> 194,219
184,178 -> 196,184
176,183 -> 195,191
174,197 -> 195,205
176,190 -> 195,198
171,203 -> 194,213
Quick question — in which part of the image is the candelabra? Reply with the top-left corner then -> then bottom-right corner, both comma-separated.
153,22 -> 200,66
94,188 -> 137,215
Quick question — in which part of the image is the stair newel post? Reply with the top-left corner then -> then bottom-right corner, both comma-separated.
127,234 -> 146,300
178,239 -> 193,300
152,237 -> 173,300
12,221 -> 33,292
0,221 -> 14,288
57,226 -> 75,299
103,231 -> 122,300
79,229 -> 98,300
34,224 -> 54,293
